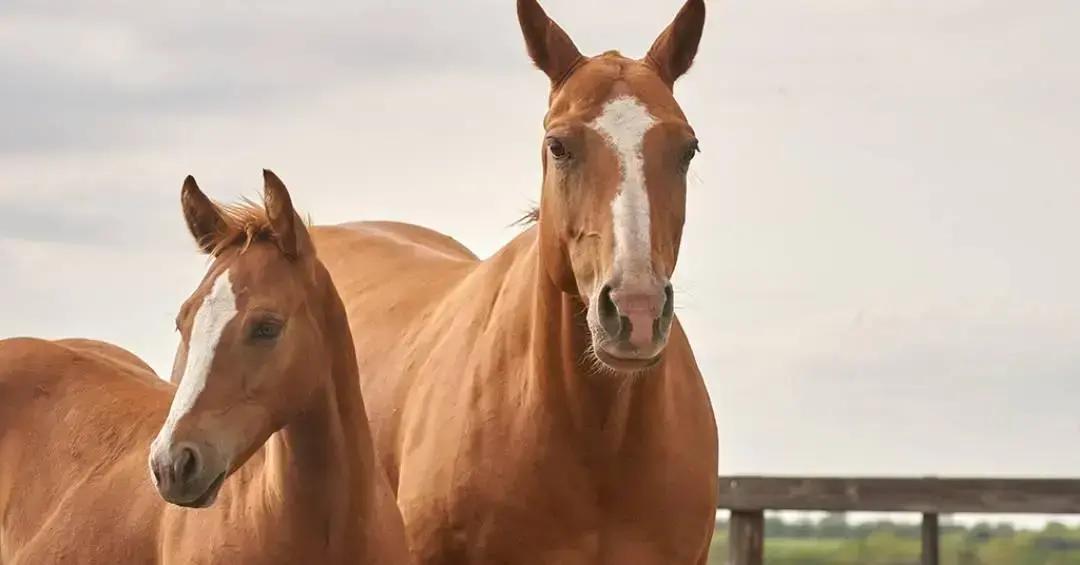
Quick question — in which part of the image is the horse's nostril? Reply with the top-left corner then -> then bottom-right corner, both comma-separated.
151,465 -> 162,486
597,284 -> 623,338
598,284 -> 616,316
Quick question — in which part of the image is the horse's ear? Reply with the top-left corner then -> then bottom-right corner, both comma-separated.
262,169 -> 311,259
644,0 -> 706,88
517,0 -> 583,86
181,175 -> 227,255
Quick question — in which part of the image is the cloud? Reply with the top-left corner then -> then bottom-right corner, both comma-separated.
694,302 -> 1080,476
0,1 -> 548,153
1,0 -> 1079,480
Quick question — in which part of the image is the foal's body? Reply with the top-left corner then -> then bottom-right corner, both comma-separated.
0,173 -> 412,564
0,330 -> 404,564
314,223 -> 717,564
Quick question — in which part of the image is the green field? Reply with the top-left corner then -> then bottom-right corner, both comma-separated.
707,515 -> 1080,564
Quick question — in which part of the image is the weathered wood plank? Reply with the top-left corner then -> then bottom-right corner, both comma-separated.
921,512 -> 939,565
729,510 -> 764,565
717,476 -> 1080,514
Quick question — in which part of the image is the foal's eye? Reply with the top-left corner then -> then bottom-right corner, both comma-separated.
682,140 -> 700,166
546,137 -> 570,160
250,321 -> 283,341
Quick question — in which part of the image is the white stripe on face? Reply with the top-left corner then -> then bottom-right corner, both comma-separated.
152,269 -> 238,452
588,95 -> 658,279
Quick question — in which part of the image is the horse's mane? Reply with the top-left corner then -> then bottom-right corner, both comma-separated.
514,206 -> 540,228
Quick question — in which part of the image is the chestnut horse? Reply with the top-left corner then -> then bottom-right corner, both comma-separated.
0,171 -> 412,564
311,1 -> 717,562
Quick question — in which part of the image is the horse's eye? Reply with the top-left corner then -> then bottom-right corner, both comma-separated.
250,321 -> 283,340
546,138 -> 570,160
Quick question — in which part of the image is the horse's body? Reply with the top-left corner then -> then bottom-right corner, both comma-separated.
312,223 -> 716,564
0,172 -> 413,564
314,2 -> 718,562
0,338 -> 170,564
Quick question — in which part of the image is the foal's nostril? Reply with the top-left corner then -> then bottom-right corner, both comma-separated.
662,283 -> 675,320
174,446 -> 200,484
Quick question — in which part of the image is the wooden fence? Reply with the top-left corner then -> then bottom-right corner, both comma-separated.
717,476 -> 1080,565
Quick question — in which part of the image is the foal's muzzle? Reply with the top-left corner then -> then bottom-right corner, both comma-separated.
149,440 -> 226,508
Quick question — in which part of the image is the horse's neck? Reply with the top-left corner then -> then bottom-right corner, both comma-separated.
251,285 -> 379,560
498,232 -> 664,454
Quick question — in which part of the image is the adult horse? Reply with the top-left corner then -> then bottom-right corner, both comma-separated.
312,1 -> 717,562
0,171 -> 412,564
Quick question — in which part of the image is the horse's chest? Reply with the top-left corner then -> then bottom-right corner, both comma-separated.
165,540 -> 330,565
160,518 -> 336,565
394,362 -> 717,563
401,441 -> 709,564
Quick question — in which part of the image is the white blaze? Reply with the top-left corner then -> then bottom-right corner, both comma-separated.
152,269 -> 238,452
588,95 -> 658,278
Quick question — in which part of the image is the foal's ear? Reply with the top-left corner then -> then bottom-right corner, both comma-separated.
517,0 -> 583,86
181,175 -> 227,255
644,0 -> 706,88
262,169 -> 312,259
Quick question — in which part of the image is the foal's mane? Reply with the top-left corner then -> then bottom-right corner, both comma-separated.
207,199 -> 310,256
204,199 -> 269,256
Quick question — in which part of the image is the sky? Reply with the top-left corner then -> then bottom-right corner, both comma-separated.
2,0 -> 1079,491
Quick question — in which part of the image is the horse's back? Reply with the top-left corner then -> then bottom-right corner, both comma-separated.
0,337 -> 167,564
54,338 -> 158,380
315,220 -> 479,264
0,338 -> 164,408
0,337 -> 77,407
0,336 -> 168,472
313,221 -> 479,317
311,220 -> 481,353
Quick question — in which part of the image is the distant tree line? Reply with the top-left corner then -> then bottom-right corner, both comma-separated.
708,513 -> 1080,565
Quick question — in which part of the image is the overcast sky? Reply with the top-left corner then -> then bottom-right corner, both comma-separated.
2,0 -> 1079,485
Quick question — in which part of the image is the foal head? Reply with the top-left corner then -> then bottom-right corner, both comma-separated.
518,0 -> 706,372
149,171 -> 332,508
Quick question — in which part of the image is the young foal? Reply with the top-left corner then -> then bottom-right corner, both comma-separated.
312,1 -> 717,563
0,171 -> 411,564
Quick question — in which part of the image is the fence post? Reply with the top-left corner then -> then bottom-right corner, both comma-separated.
729,510 -> 764,565
921,512 -> 939,565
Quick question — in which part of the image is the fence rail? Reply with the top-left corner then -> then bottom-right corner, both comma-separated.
716,476 -> 1080,565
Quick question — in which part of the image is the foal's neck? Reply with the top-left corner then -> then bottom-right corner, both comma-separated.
261,280 -> 378,560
